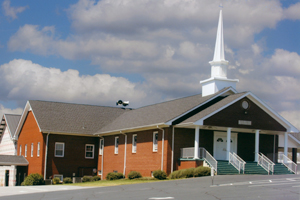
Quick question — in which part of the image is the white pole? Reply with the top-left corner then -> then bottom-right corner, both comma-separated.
284,132 -> 288,157
255,130 -> 260,162
226,128 -> 231,161
194,126 -> 200,159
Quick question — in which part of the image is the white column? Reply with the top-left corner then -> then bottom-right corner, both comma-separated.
255,130 -> 260,162
194,126 -> 200,159
226,128 -> 231,161
284,132 -> 288,157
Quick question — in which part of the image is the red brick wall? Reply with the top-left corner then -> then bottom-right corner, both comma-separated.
46,134 -> 99,179
99,128 -> 173,179
17,111 -> 45,176
178,160 -> 203,170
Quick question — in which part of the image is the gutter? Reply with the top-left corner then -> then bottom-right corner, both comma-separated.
44,133 -> 50,180
157,125 -> 164,171
171,126 -> 174,173
99,136 -> 104,180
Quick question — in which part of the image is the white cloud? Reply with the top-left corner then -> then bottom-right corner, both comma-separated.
0,59 -> 147,107
2,0 -> 28,20
283,2 -> 300,20
0,105 -> 23,119
280,110 -> 300,131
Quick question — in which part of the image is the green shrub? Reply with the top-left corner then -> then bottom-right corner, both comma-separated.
63,177 -> 72,184
82,176 -> 92,182
52,177 -> 61,184
23,173 -> 45,186
194,166 -> 211,177
92,176 -> 101,181
152,170 -> 167,180
106,172 -> 124,180
127,171 -> 142,180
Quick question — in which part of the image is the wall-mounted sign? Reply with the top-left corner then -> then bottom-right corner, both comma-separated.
238,120 -> 252,125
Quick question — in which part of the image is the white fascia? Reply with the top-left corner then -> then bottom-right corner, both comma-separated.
246,92 -> 299,133
165,87 -> 237,125
193,91 -> 299,133
289,134 -> 300,146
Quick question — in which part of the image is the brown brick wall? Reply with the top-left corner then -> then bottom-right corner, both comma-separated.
17,111 -> 45,176
178,160 -> 203,170
46,134 -> 99,178
204,97 -> 286,132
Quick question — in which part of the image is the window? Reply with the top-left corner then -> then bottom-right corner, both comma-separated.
132,134 -> 137,153
99,139 -> 104,155
25,144 -> 27,157
37,142 -> 40,157
115,137 -> 119,154
85,144 -> 94,159
19,145 -> 22,156
31,143 -> 33,157
55,142 -> 64,157
153,132 -> 158,152
53,174 -> 63,182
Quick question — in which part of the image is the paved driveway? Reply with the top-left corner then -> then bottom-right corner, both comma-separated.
1,174 -> 300,200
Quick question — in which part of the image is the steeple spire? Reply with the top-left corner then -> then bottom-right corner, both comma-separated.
200,9 -> 239,97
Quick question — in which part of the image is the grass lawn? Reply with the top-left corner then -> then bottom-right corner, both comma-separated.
70,178 -> 167,187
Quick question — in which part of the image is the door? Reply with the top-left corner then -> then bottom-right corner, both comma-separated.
214,132 -> 237,160
5,170 -> 9,187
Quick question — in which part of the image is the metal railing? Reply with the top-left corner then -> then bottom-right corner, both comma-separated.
229,152 -> 246,174
278,153 -> 297,174
180,147 -> 218,173
257,153 -> 274,175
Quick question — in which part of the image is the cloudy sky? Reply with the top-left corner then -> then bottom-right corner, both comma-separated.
0,0 -> 299,130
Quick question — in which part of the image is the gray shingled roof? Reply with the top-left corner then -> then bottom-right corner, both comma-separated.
178,92 -> 247,125
5,114 -> 21,138
0,155 -> 28,166
97,88 -> 232,133
29,100 -> 129,135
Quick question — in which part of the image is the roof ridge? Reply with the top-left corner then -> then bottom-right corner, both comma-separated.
29,100 -> 131,110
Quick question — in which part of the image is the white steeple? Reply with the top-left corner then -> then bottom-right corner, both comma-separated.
200,9 -> 239,97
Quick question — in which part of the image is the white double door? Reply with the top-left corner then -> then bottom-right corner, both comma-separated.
214,132 -> 237,160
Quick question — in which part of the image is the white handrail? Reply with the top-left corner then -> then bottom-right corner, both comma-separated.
199,147 -> 218,174
180,147 -> 217,173
229,152 -> 246,174
257,153 -> 275,175
278,153 -> 297,174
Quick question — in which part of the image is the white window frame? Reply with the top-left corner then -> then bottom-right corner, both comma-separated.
53,174 -> 63,182
132,134 -> 137,153
115,136 -> 119,154
99,139 -> 104,155
25,144 -> 27,157
19,145 -> 22,156
37,142 -> 40,157
98,170 -> 102,175
153,132 -> 158,152
31,143 -> 33,157
85,144 -> 95,159
55,142 -> 65,157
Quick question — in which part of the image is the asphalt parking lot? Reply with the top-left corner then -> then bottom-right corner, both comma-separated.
0,174 -> 300,200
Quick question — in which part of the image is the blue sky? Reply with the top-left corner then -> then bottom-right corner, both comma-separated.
0,0 -> 299,129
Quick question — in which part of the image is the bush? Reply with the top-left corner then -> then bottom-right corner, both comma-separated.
127,171 -> 142,180
63,177 -> 72,184
23,173 -> 45,186
152,170 -> 167,180
106,172 -> 124,180
194,166 -> 211,177
82,176 -> 92,182
52,177 -> 61,184
92,176 -> 101,181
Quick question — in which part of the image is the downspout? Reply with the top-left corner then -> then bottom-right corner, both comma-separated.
99,136 -> 104,180
157,125 -> 165,171
44,133 -> 50,180
171,126 -> 174,173
121,131 -> 127,176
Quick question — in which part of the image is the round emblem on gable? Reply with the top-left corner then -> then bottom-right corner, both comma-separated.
242,101 -> 249,109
